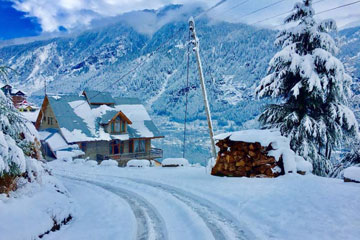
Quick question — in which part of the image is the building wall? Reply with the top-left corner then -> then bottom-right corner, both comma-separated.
39,103 -> 60,129
83,141 -> 109,160
82,138 -> 152,161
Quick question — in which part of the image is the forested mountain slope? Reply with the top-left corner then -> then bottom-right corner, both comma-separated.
1,7 -> 359,161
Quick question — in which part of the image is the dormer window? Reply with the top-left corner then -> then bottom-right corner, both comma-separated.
111,116 -> 126,133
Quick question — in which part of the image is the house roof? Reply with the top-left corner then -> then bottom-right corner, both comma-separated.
43,92 -> 163,143
83,90 -> 115,105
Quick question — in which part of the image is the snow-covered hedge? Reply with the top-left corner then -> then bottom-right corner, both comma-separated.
344,167 -> 360,183
100,160 -> 118,167
162,158 -> 189,167
215,129 -> 313,174
127,159 -> 150,168
85,160 -> 98,167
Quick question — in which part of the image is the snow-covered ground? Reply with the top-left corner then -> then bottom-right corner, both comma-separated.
0,173 -> 73,240
48,160 -> 360,240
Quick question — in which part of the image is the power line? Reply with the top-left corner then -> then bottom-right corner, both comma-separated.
252,0 -> 327,25
209,0 -> 250,18
196,0 -> 229,19
237,0 -> 287,20
316,0 -> 360,15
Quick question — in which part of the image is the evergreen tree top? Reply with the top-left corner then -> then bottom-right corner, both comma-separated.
276,0 -> 337,55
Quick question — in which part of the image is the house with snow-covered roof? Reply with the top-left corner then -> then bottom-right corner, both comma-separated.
1,84 -> 30,109
35,90 -> 164,165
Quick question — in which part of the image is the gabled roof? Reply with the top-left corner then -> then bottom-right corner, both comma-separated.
100,110 -> 132,124
83,90 -> 115,105
39,92 -> 163,143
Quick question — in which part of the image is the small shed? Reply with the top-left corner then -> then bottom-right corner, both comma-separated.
212,129 -> 312,178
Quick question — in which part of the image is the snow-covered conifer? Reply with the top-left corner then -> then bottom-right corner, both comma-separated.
0,66 -> 43,194
255,0 -> 358,176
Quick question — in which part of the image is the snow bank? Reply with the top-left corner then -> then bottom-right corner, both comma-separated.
344,167 -> 360,182
0,174 -> 73,240
162,158 -> 189,167
73,158 -> 86,164
85,160 -> 98,167
127,159 -> 150,168
56,149 -> 84,162
215,129 -> 312,174
100,160 -> 118,167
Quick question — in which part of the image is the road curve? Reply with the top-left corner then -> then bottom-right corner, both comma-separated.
60,176 -> 168,240
121,177 -> 250,240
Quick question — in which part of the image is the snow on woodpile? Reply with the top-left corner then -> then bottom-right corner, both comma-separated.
162,158 -> 189,167
213,129 -> 312,177
344,167 -> 360,183
127,159 -> 150,168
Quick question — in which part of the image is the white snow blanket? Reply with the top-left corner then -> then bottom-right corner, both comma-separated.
344,167 -> 360,182
162,158 -> 189,167
127,159 -> 150,167
215,129 -> 312,174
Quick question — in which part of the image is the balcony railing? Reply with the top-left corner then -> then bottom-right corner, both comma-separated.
107,148 -> 163,161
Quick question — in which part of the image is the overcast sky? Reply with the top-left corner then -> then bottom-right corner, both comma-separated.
2,0 -> 360,40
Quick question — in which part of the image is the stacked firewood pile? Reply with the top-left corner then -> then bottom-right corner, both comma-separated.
211,138 -> 284,178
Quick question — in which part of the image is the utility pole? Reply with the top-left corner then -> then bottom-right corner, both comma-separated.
189,17 -> 217,159
44,78 -> 47,96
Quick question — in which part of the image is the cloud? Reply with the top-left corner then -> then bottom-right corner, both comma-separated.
8,0 -> 360,35
10,0 -> 216,33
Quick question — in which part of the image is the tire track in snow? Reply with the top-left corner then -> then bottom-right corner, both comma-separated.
60,176 -> 168,240
61,170 -> 250,240
122,178 -> 250,240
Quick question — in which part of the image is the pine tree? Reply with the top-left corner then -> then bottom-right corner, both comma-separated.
255,0 -> 358,176
1,65 -> 43,194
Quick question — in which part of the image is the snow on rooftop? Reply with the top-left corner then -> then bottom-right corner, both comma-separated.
46,132 -> 69,151
21,109 -> 40,123
344,167 -> 360,182
215,129 -> 312,174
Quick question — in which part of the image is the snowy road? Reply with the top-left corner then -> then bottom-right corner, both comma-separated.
61,176 -> 168,240
49,161 -> 360,240
53,169 -> 250,240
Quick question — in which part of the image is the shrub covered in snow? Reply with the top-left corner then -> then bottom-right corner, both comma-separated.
330,146 -> 360,179
343,167 -> 360,183
100,160 -> 118,167
0,88 -> 43,194
162,158 -> 189,167
127,159 -> 150,168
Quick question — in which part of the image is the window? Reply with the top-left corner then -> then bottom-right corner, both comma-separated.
121,121 -> 126,132
47,117 -> 54,125
111,116 -> 127,133
134,139 -> 146,153
110,140 -> 124,155
79,142 -> 87,152
115,116 -> 121,132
